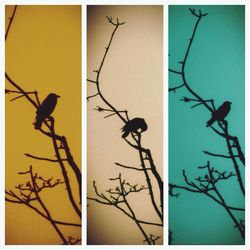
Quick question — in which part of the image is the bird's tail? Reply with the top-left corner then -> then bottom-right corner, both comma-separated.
122,130 -> 130,138
206,117 -> 216,127
34,117 -> 43,130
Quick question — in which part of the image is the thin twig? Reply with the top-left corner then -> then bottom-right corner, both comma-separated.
203,151 -> 239,159
169,83 -> 185,93
5,5 -> 17,40
5,193 -> 81,227
29,166 -> 68,244
88,16 -> 163,244
24,153 -> 67,162
115,162 -> 150,171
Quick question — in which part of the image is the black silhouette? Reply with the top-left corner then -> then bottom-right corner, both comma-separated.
34,93 -> 60,129
169,8 -> 245,242
121,118 -> 148,138
87,16 -> 163,245
206,101 -> 231,127
5,6 -> 82,245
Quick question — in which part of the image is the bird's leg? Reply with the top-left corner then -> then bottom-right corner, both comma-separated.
135,128 -> 144,136
44,116 -> 55,129
131,132 -> 139,138
133,131 -> 141,138
218,120 -> 226,128
47,116 -> 53,124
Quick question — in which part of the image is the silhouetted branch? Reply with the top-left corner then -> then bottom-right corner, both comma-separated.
88,178 -> 162,228
49,119 -> 82,216
116,174 -> 153,245
169,68 -> 182,75
180,97 -> 215,110
6,88 -> 40,103
203,150 -> 239,159
6,74 -> 82,215
60,135 -> 82,204
5,166 -> 81,244
206,162 -> 244,238
94,106 -> 128,119
5,73 -> 39,108
24,153 -> 67,162
233,137 -> 245,165
145,234 -> 161,245
5,6 -> 81,244
115,162 -> 151,171
28,165 -> 68,244
67,236 -> 81,245
87,15 -> 163,244
223,122 -> 245,195
88,18 -> 127,124
170,161 -> 245,238
169,230 -> 173,245
5,5 -> 17,40
106,16 -> 125,26
87,92 -> 99,101
189,8 -> 208,17
87,79 -> 97,84
6,5 -> 82,208
169,183 -> 202,195
168,83 -> 185,93
169,9 -> 245,240
169,8 -> 245,177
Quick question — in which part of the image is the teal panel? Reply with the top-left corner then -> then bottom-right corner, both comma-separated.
169,5 -> 245,245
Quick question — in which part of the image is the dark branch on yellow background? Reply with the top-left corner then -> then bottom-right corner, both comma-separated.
5,6 -> 81,245
5,5 -> 17,40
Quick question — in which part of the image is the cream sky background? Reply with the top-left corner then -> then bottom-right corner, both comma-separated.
0,0 -> 250,249
5,5 -> 81,244
87,5 -> 163,244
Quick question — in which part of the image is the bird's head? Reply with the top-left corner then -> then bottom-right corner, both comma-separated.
49,93 -> 60,98
140,119 -> 148,132
225,101 -> 232,105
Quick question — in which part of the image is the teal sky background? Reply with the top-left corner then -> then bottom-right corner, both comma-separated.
169,5 -> 245,245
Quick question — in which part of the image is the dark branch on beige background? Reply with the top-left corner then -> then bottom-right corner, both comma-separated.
87,16 -> 163,244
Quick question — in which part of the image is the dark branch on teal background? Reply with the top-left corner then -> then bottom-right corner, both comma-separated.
170,162 -> 245,238
87,17 -> 163,244
5,6 -> 81,245
169,8 -> 245,242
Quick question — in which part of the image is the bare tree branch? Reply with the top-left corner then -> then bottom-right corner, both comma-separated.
169,8 -> 245,241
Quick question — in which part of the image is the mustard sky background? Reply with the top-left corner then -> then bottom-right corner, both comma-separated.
5,5 -> 81,244
87,5 -> 163,244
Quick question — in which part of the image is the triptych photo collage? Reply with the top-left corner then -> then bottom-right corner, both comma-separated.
2,0 -> 249,249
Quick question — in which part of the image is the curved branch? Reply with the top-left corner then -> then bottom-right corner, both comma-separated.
88,16 -> 163,244
49,120 -> 82,217
6,194 -> 81,227
169,8 -> 245,195
24,153 -> 67,162
5,5 -> 17,40
203,150 -> 239,159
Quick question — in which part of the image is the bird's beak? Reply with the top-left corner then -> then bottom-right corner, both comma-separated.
56,95 -> 60,98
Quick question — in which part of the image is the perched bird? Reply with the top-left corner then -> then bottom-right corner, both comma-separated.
34,93 -> 60,130
206,101 -> 231,127
121,117 -> 148,138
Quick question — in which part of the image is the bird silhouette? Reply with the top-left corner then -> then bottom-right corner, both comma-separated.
121,118 -> 148,138
206,101 -> 231,127
34,93 -> 60,130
